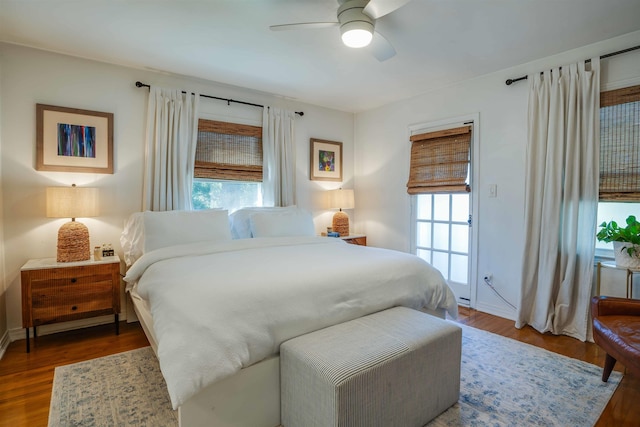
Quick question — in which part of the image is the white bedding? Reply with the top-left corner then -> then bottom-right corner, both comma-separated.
124,236 -> 457,409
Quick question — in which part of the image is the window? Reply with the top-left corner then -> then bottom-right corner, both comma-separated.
192,119 -> 263,211
192,180 -> 262,211
597,85 -> 640,255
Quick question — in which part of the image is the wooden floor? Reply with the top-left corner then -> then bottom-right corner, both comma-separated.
0,309 -> 638,427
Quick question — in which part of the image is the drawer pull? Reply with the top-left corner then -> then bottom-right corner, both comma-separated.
70,278 -> 77,283
71,306 -> 78,311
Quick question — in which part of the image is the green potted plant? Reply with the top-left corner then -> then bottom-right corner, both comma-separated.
596,215 -> 640,267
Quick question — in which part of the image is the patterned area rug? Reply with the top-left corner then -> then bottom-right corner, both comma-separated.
48,324 -> 621,427
428,324 -> 621,426
48,347 -> 177,427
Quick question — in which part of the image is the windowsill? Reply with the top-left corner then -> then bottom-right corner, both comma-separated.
594,247 -> 615,264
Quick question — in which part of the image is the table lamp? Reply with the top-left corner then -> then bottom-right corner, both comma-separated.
46,184 -> 98,262
327,188 -> 355,237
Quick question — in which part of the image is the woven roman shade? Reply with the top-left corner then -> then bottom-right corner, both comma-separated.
599,85 -> 640,201
194,119 -> 263,182
407,125 -> 471,195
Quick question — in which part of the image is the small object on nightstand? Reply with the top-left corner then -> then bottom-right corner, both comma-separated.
94,246 -> 102,260
102,244 -> 114,257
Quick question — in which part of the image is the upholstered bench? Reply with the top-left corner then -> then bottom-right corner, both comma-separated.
280,306 -> 461,427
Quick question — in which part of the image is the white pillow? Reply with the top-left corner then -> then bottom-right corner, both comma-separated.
229,206 -> 297,239
249,209 -> 315,238
142,209 -> 231,253
120,212 -> 145,266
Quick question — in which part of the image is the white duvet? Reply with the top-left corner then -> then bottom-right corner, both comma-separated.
124,236 -> 458,409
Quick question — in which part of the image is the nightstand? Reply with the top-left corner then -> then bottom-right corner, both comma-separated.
340,234 -> 367,246
21,255 -> 121,352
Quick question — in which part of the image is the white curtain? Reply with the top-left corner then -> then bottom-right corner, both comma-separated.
262,107 -> 297,207
516,59 -> 600,341
143,86 -> 200,211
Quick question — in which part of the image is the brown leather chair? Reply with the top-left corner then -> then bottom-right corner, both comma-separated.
591,296 -> 640,381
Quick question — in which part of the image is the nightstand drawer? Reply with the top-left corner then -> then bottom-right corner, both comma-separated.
27,264 -> 113,281
31,273 -> 113,292
32,299 -> 113,325
31,279 -> 113,324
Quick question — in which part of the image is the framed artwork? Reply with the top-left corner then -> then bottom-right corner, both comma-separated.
36,104 -> 114,174
310,138 -> 342,181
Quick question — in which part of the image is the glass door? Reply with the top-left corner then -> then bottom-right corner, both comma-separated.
415,193 -> 471,304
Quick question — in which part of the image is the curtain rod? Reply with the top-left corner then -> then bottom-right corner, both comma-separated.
135,81 -> 304,116
505,44 -> 640,86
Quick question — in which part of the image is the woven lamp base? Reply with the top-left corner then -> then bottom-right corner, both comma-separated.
57,221 -> 91,262
332,211 -> 350,237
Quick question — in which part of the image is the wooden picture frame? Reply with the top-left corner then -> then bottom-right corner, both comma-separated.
36,104 -> 114,174
310,138 -> 342,182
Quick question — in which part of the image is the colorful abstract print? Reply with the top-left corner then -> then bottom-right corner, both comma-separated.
57,123 -> 96,158
319,150 -> 335,172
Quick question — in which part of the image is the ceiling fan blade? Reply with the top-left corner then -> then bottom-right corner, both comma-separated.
363,0 -> 412,19
370,31 -> 396,62
269,22 -> 338,31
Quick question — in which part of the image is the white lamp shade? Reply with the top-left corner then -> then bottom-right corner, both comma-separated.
46,186 -> 99,219
327,189 -> 355,210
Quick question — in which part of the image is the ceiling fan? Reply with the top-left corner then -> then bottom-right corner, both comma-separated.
269,0 -> 412,62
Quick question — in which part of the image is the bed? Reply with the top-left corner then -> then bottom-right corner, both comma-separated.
121,207 -> 458,427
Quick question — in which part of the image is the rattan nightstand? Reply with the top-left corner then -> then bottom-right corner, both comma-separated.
21,255 -> 121,352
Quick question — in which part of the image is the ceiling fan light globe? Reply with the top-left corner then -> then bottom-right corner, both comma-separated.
341,24 -> 373,48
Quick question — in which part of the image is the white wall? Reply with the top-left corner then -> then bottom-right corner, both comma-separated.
0,49 -> 7,355
2,31 -> 639,343
353,30 -> 640,320
0,43 -> 354,338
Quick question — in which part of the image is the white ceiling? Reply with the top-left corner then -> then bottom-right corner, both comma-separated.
2,0 -> 640,113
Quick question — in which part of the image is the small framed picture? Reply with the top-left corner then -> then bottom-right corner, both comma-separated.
310,138 -> 342,181
36,104 -> 114,174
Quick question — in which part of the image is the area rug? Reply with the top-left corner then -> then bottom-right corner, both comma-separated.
48,324 -> 621,427
427,324 -> 621,426
48,346 -> 177,426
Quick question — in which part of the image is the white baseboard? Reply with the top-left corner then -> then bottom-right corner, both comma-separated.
8,313 -> 125,343
0,330 -> 10,360
474,301 -> 517,322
